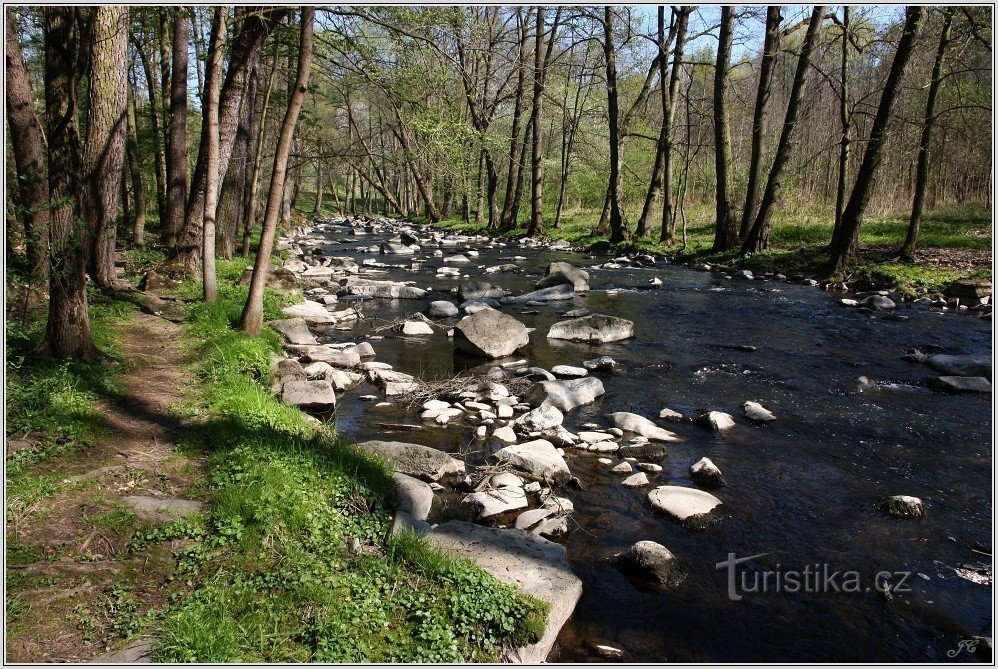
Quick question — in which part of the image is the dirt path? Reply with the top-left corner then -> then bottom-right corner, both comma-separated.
6,310 -> 202,662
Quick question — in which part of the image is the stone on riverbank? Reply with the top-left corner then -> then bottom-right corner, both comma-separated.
393,472 -> 434,521
609,540 -> 686,587
269,317 -> 318,345
606,412 -> 679,442
494,439 -> 572,485
548,314 -> 634,344
528,377 -> 605,412
355,440 -> 465,481
282,300 -> 337,325
648,485 -> 722,527
281,379 -> 337,409
453,308 -> 530,359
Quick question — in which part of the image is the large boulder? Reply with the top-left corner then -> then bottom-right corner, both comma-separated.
355,440 -> 465,481
606,412 -> 679,442
462,487 -> 529,519
339,278 -> 427,299
302,346 -> 361,368
547,314 -> 634,344
458,281 -> 508,302
608,540 -> 686,586
453,308 -> 530,359
527,377 -> 605,412
927,354 -> 992,380
500,284 -> 575,305
282,300 -> 336,325
425,521 -> 583,663
427,300 -> 459,318
514,405 -> 564,431
280,380 -> 337,409
535,262 -> 590,292
494,439 -> 572,485
393,472 -> 434,521
647,485 -> 722,526
268,317 -> 318,345
933,376 -> 992,393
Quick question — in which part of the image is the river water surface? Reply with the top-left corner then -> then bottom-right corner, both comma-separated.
303,219 -> 992,663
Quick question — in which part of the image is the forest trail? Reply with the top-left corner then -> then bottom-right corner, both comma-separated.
7,310 -> 201,663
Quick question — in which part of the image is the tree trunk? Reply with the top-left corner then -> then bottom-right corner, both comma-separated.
5,11 -> 50,289
240,8 -> 313,336
219,58 -> 254,260
901,9 -> 952,260
527,6 -> 545,237
43,7 -> 103,359
711,6 -> 737,252
660,7 -> 692,245
133,33 -> 168,230
741,6 -> 824,254
165,13 -> 188,249
604,6 -> 626,244
202,7 -> 227,302
126,80 -> 145,247
498,8 -> 529,231
242,45 -> 278,257
740,6 -> 781,239
82,6 -> 129,290
828,7 -> 923,274
833,6 -> 850,239
313,156 -> 324,215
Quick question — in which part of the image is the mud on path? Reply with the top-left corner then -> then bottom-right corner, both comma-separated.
6,310 -> 202,663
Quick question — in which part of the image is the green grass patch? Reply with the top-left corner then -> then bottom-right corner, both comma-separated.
154,287 -> 547,662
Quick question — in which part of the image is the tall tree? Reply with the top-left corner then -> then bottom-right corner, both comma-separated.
82,6 -> 129,290
498,8 -> 529,231
165,12 -> 189,249
603,6 -> 626,244
659,6 -> 692,245
5,10 -> 50,290
201,7 -> 227,302
740,6 -> 782,239
241,43 -> 280,257
827,7 -> 924,273
901,8 -> 953,260
710,6 -> 737,251
125,78 -> 146,247
240,7 -> 314,336
741,6 -> 824,254
527,6 -> 546,237
42,7 -> 103,359
832,6 -> 851,238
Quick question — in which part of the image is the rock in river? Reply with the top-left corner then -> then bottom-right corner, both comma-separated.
877,495 -> 925,518
280,379 -> 337,409
458,281 -> 508,302
393,472 -> 434,521
355,440 -> 465,481
609,540 -> 687,587
647,485 -> 722,527
700,411 -> 735,431
515,405 -> 565,431
606,412 -> 679,442
548,314 -> 634,344
742,401 -> 776,421
339,278 -> 427,299
690,457 -> 725,488
401,320 -> 434,336
528,377 -> 605,412
463,487 -> 529,519
551,365 -> 588,378
425,521 -> 583,663
859,294 -> 896,310
933,375 -> 992,393
494,439 -> 572,485
427,300 -> 459,318
927,354 -> 992,380
500,284 -> 575,305
535,261 -> 590,292
268,317 -> 318,345
453,307 -> 530,359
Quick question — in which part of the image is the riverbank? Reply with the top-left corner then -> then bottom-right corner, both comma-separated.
429,204 -> 992,302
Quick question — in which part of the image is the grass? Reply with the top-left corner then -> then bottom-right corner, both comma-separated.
146,274 -> 547,662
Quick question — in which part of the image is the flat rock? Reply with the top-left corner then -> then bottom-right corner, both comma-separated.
606,412 -> 679,442
282,300 -> 336,325
268,317 -> 318,345
621,472 -> 649,487
648,485 -> 722,525
551,365 -> 588,378
528,377 -> 605,412
425,521 -> 583,663
355,440 -> 465,481
547,314 -> 634,344
90,637 -> 155,664
501,284 -> 575,305
515,508 -> 555,530
934,375 -> 992,393
927,354 -> 992,380
340,278 -> 427,299
463,487 -> 529,519
281,379 -> 337,409
494,439 -> 572,485
121,496 -> 202,524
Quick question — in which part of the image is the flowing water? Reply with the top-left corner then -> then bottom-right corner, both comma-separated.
302,219 -> 992,663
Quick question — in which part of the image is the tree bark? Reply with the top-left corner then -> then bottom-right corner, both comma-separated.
43,7 -> 103,359
126,79 -> 146,247
240,8 -> 313,336
498,8 -> 529,231
741,6 -> 824,254
201,6 -> 227,302
901,9 -> 952,260
604,6 -> 626,244
527,6 -> 546,237
133,30 -> 168,229
5,11 -> 50,288
711,6 -> 737,252
740,6 -> 782,239
82,6 -> 129,290
165,12 -> 188,249
828,7 -> 923,273
832,6 -> 850,239
660,7 -> 692,245
242,44 -> 279,257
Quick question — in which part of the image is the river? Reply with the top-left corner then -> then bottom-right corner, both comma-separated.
298,217 -> 992,663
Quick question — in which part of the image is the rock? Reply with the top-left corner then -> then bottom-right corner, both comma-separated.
238,266 -> 299,291
458,281 -> 508,302
401,320 -> 434,335
350,341 -> 377,357
541,496 -> 574,514
547,314 -> 634,344
425,521 -> 583,663
934,376 -> 992,393
497,404 -> 514,418
535,262 -> 590,292
500,284 -> 575,305
859,294 -> 896,310
734,269 -> 754,280
533,516 -> 569,538
582,356 -> 617,372
577,431 -> 615,444
91,637 -> 155,663
393,472 -> 434,521
610,461 -> 633,474
637,462 -> 662,473
515,405 -> 564,431
325,368 -> 364,391
453,308 -> 530,359
527,377 -> 605,412
515,508 -> 554,530
742,401 -> 776,422
927,354 -> 992,380
551,365 -> 588,378
609,540 -> 686,586
562,308 -> 590,318
587,442 -> 619,453
340,278 -> 427,299
647,485 -> 722,526
427,300 -> 459,318
121,496 -> 203,524
268,317 -> 318,345
587,642 -> 626,660
621,472 -> 649,487
463,487 -> 529,519
422,399 -> 451,411
606,412 -> 679,442
492,426 -> 518,443
282,300 -> 336,325
840,298 -> 859,307
390,510 -> 431,538
490,472 -> 525,489
690,457 -> 725,488
494,439 -> 572,485
273,356 -> 306,381
355,440 -> 465,481
701,411 -> 736,431
303,347 -> 361,368
658,407 -> 684,420
281,380 -> 337,409
877,495 -> 925,518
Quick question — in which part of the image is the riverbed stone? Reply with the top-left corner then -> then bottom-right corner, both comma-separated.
281,380 -> 337,409
648,485 -> 722,526
515,405 -> 564,431
547,314 -> 634,344
609,540 -> 686,586
303,346 -> 362,368
527,377 -> 605,412
492,426 -> 517,443
934,376 -> 992,393
701,411 -> 736,431
458,281 -> 508,301
926,354 -> 992,379
515,508 -> 554,530
427,300 -> 459,318
463,487 -> 529,519
621,472 -> 649,487
501,284 -> 575,304
401,320 -> 434,335
860,294 -> 897,310
535,261 -> 590,292
425,521 -> 583,663
340,278 -> 427,299
611,462 -> 633,474
355,440 -> 465,481
282,300 -> 337,325
551,365 -> 588,378
494,439 -> 572,485
690,457 -> 725,488
606,412 -> 679,442
393,472 -> 434,521
453,308 -> 530,358
877,495 -> 925,518
742,401 -> 777,421
268,317 -> 318,345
